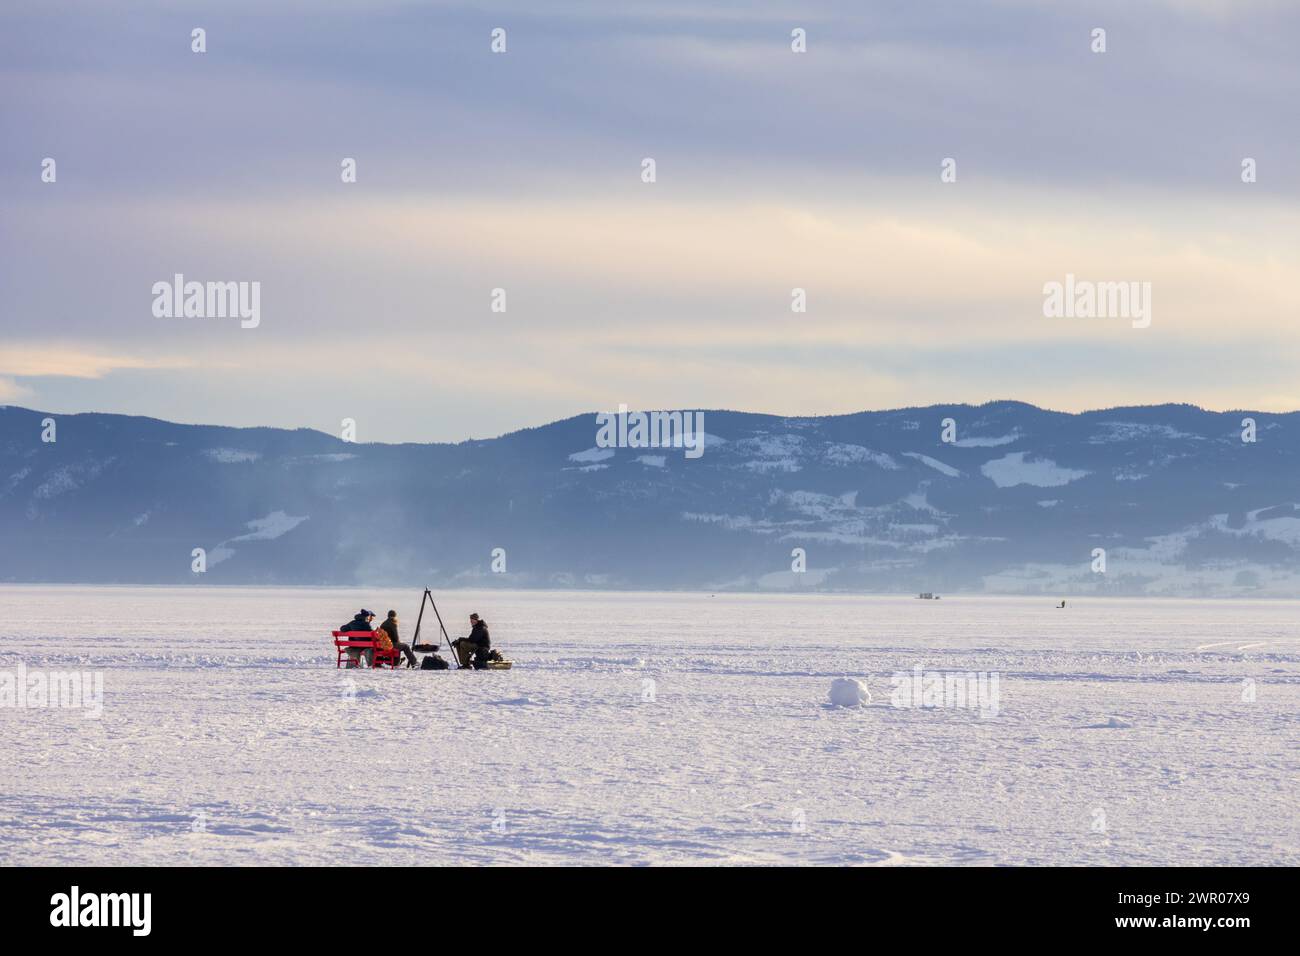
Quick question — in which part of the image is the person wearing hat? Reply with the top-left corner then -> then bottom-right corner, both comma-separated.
453,612 -> 493,669
339,608 -> 377,667
380,610 -> 418,668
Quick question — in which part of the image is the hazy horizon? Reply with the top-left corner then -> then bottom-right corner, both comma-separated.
5,396 -> 1298,446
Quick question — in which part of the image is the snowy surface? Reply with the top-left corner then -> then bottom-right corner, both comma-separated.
2,587 -> 1297,866
981,452 -> 1089,488
954,432 -> 1021,448
902,452 -> 961,477
568,447 -> 614,463
201,448 -> 261,464
824,444 -> 899,470
1089,422 -> 1196,444
206,512 -> 310,568
227,511 -> 309,543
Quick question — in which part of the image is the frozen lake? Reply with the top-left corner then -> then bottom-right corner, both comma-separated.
2,586 -> 1297,865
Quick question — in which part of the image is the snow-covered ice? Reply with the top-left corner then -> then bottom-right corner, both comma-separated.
1,588 -> 1297,866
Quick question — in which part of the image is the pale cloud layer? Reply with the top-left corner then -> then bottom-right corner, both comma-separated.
2,1 -> 1297,441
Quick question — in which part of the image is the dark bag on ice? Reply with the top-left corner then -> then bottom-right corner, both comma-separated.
421,654 -> 449,670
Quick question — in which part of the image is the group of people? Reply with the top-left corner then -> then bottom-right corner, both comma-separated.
338,608 -> 498,669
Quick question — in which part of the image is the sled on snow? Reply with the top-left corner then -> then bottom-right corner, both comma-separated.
450,637 -> 513,670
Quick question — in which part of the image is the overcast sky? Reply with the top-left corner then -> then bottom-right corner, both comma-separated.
3,0 -> 1298,442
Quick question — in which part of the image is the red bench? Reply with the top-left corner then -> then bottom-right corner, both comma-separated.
332,630 -> 402,669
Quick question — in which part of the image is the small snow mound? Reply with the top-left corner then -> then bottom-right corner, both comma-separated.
828,677 -> 872,708
1085,715 -> 1133,729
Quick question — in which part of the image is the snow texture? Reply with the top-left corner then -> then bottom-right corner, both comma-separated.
981,452 -> 1089,488
2,587 -> 1295,866
902,452 -> 961,477
202,448 -> 261,464
568,447 -> 614,463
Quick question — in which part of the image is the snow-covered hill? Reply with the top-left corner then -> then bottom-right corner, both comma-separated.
2,401 -> 1298,595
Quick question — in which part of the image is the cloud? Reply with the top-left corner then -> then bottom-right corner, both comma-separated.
2,0 -> 1299,438
0,377 -> 34,402
0,346 -> 198,380
10,187 -> 1295,343
4,0 -> 1298,195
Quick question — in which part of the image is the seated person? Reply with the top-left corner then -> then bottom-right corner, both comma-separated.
380,610 -> 418,668
339,609 -> 377,667
454,613 -> 500,669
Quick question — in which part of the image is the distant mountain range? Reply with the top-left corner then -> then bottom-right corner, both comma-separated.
3,401 -> 1299,596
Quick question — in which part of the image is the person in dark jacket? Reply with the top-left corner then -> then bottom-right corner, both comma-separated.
340,609 -> 377,667
380,610 -> 418,668
456,613 -> 493,669
340,610 -> 374,633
